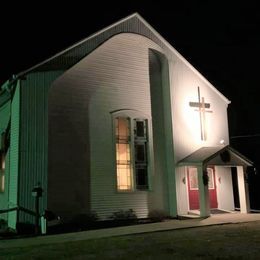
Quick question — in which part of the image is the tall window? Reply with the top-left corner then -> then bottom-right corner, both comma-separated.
115,116 -> 149,191
116,117 -> 132,190
134,119 -> 148,190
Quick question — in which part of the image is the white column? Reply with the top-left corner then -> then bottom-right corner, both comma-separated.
198,165 -> 210,217
237,166 -> 250,213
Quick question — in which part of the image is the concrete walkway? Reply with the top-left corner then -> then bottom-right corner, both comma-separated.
1,213 -> 260,249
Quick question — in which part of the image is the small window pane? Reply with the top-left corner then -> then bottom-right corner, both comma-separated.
117,164 -> 132,190
117,143 -> 130,164
136,167 -> 148,190
116,117 -> 130,142
135,143 -> 146,162
189,168 -> 198,190
136,121 -> 145,137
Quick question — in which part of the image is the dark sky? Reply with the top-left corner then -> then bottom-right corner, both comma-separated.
1,2 -> 260,163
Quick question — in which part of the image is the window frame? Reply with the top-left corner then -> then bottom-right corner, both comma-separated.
111,110 -> 153,192
188,167 -> 215,190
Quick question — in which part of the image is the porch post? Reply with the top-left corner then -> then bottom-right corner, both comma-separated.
237,166 -> 250,213
198,165 -> 210,217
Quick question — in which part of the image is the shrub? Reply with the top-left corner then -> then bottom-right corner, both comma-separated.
43,210 -> 60,221
16,222 -> 35,235
110,209 -> 137,221
0,219 -> 7,230
148,209 -> 168,222
70,212 -> 99,226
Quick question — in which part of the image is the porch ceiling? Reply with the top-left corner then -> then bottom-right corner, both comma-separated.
177,146 -> 253,167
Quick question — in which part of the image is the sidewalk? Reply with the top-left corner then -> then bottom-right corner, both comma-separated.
1,213 -> 260,249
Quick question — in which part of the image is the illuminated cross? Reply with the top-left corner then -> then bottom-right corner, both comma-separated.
189,87 -> 212,141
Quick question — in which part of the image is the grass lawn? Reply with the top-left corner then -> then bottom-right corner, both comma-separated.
1,221 -> 260,259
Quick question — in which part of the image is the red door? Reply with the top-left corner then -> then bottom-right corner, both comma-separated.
188,167 -> 218,210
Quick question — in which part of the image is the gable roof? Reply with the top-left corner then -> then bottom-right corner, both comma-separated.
6,13 -> 230,104
178,146 -> 253,167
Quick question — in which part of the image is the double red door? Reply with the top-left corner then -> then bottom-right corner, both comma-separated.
187,167 -> 218,210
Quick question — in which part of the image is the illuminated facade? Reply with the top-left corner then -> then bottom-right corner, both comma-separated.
0,13 -> 252,228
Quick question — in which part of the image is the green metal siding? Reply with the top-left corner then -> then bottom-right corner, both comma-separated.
8,82 -> 20,228
0,101 -> 10,147
0,150 -> 10,221
0,101 -> 11,221
0,81 -> 12,107
18,71 -> 62,223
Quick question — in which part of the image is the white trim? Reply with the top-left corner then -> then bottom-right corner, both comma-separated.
188,167 -> 199,190
207,168 -> 215,190
135,14 -> 230,104
111,109 -> 153,192
185,167 -> 191,212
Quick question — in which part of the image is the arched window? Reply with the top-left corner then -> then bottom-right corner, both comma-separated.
113,110 -> 150,191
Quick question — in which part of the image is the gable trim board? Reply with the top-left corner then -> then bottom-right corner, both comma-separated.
178,146 -> 253,167
0,14 -> 251,228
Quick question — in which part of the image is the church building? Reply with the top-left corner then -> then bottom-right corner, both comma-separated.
0,13 -> 252,228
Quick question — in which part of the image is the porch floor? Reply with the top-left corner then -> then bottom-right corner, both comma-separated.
184,208 -> 237,218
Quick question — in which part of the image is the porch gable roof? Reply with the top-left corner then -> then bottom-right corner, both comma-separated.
177,146 -> 253,167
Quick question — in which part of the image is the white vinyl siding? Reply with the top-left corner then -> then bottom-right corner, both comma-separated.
170,61 -> 230,161
215,166 -> 235,211
50,33 -> 165,219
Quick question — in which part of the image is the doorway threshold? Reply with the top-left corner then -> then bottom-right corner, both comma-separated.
177,210 -> 201,219
188,210 -> 200,216
210,208 -> 232,214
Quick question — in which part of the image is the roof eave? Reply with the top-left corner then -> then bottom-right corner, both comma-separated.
16,13 -> 140,79
13,13 -> 230,105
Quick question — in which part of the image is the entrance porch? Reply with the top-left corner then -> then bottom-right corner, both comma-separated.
176,146 -> 252,217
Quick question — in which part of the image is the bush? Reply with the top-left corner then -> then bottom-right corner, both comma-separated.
68,212 -> 98,230
148,209 -> 168,222
43,210 -> 60,221
47,212 -> 99,234
70,212 -> 99,227
110,209 -> 137,221
0,218 -> 7,230
16,222 -> 35,235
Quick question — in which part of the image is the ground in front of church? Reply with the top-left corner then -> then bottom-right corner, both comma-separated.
1,220 -> 260,259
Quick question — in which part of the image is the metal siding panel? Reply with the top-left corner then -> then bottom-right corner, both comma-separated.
8,83 -> 20,228
0,150 -> 10,221
0,101 -> 11,134
0,100 -> 11,219
18,71 -> 62,223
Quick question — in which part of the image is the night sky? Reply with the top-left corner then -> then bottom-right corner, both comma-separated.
1,4 -> 259,167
